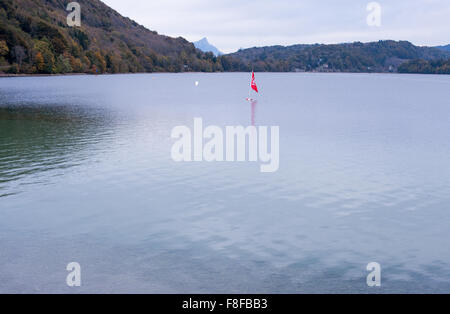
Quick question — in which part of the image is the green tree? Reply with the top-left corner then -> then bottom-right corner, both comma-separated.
33,40 -> 55,73
0,40 -> 9,57
55,54 -> 72,73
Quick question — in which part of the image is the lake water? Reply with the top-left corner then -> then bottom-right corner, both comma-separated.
0,73 -> 449,293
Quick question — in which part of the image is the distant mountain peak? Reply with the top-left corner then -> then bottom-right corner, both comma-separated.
193,37 -> 222,56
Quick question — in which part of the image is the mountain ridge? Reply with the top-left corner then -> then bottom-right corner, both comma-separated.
227,41 -> 450,73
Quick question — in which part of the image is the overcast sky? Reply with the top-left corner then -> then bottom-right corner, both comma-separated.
102,0 -> 450,53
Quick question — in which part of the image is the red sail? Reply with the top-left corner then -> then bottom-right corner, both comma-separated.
251,71 -> 258,93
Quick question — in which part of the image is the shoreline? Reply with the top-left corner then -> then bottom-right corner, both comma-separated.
1,71 -> 448,78
0,73 -> 89,78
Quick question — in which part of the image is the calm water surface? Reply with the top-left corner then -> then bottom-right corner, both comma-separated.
0,73 -> 449,293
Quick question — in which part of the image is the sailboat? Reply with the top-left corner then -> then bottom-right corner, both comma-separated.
246,71 -> 259,101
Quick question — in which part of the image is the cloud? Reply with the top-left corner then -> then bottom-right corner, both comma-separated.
102,0 -> 450,53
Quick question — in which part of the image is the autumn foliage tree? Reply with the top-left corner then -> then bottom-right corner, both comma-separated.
0,40 -> 9,57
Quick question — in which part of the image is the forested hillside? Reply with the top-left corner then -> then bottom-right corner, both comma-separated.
398,59 -> 450,74
228,41 -> 450,73
435,44 -> 450,52
0,0 -> 228,74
